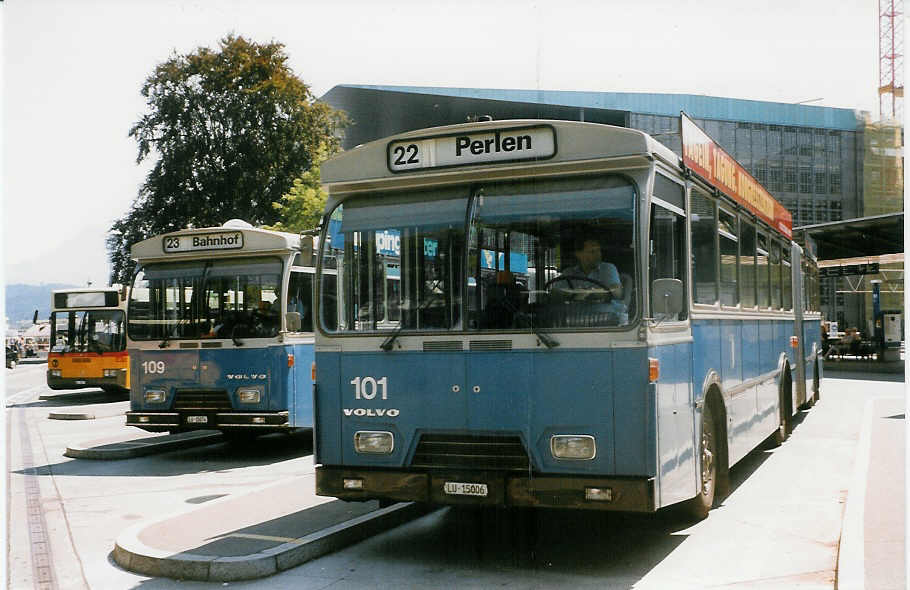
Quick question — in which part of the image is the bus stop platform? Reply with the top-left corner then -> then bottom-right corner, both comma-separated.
112,476 -> 431,582
836,394 -> 905,590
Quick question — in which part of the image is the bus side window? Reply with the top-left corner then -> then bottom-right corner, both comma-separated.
757,232 -> 770,308
288,271 -> 314,332
782,244 -> 793,311
770,242 -> 782,309
650,203 -> 688,321
718,208 -> 738,307
740,221 -> 757,308
690,191 -> 717,305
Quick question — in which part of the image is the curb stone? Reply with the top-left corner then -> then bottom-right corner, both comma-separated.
65,431 -> 222,460
113,501 -> 432,581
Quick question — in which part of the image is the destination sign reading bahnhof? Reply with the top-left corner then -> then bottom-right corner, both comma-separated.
681,113 -> 792,239
163,231 -> 244,253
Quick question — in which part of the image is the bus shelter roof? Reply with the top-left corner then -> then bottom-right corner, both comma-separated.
793,212 -> 904,262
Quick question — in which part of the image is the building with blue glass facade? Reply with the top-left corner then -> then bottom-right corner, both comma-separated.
320,84 -> 868,228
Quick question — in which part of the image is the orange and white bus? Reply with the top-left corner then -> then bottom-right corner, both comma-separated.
47,287 -> 130,392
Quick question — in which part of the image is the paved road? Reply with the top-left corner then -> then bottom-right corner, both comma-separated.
3,363 -> 904,589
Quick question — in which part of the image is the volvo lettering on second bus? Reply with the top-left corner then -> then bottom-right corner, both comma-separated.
312,117 -> 821,517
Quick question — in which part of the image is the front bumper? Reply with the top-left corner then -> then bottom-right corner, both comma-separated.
126,410 -> 290,432
316,466 -> 655,512
47,372 -> 127,391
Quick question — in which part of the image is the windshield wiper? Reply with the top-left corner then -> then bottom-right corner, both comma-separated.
381,282 -> 444,351
497,294 -> 559,349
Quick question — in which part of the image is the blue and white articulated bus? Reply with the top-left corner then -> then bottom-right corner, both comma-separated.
312,116 -> 821,517
125,220 -> 321,437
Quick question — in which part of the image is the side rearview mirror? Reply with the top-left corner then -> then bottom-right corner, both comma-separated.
300,236 -> 314,267
33,310 -> 38,324
651,278 -> 684,319
286,311 -> 301,332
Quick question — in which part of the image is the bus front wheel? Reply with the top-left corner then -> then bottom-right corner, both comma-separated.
685,403 -> 717,520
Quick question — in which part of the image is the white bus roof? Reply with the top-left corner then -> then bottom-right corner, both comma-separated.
51,287 -> 120,295
321,119 -> 679,201
130,222 -> 301,263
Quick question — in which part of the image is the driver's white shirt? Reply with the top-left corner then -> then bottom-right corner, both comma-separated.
554,262 -> 620,290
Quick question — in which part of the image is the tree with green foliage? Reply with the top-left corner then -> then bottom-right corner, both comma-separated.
107,34 -> 345,284
267,142 -> 331,234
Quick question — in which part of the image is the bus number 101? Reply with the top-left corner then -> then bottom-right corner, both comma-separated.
350,376 -> 389,400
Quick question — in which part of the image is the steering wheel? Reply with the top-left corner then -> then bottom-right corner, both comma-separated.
544,274 -> 614,302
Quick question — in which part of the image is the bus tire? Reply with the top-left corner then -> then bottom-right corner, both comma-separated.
685,402 -> 717,520
769,368 -> 792,447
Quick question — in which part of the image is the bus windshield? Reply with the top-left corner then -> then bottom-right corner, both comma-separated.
320,175 -> 638,334
51,310 -> 126,353
128,257 -> 283,341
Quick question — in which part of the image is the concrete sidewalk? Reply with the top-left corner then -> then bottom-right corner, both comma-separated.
837,395 -> 906,590
112,476 -> 431,582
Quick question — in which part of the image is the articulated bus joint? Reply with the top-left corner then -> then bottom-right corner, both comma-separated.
315,466 -> 655,512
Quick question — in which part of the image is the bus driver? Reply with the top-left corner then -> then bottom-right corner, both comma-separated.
553,234 -> 628,324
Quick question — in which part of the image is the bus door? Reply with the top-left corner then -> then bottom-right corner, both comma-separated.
790,243 -> 808,406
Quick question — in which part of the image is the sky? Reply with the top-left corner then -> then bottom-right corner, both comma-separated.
2,0 -> 882,287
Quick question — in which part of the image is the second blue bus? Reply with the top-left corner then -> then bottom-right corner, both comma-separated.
125,220 -> 319,437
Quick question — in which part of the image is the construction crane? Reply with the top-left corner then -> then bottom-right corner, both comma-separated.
879,0 -> 904,121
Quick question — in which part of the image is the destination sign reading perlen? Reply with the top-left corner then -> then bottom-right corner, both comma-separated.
388,126 -> 556,172
681,113 -> 792,239
163,231 -> 243,253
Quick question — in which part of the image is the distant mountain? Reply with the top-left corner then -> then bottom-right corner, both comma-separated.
5,283 -> 79,326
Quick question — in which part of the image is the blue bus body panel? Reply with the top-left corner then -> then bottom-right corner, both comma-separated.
131,343 -> 314,427
691,318 -> 792,466
315,347 -> 654,478
648,340 -> 695,506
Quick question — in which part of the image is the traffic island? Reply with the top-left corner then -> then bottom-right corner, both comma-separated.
112,477 -> 434,581
65,431 -> 222,460
48,412 -> 96,420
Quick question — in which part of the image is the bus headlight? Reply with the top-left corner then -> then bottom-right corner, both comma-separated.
103,369 -> 120,378
550,435 -> 596,460
237,388 -> 262,404
354,431 -> 394,454
49,369 -> 62,378
144,389 -> 166,403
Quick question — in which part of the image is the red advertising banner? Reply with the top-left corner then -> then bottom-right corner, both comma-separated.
680,113 -> 792,239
